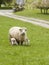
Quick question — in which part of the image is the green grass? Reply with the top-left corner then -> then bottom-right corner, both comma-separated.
15,9 -> 49,21
0,16 -> 49,65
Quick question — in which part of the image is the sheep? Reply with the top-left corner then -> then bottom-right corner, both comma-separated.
9,26 -> 30,45
10,38 -> 18,45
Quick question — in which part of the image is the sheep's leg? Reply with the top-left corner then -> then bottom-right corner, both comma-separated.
14,40 -> 18,45
16,39 -> 20,45
21,41 -> 23,45
25,38 -> 30,45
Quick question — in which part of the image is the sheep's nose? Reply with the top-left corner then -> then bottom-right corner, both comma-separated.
21,32 -> 25,35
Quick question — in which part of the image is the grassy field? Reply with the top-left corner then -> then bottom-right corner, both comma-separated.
0,16 -> 49,65
15,9 -> 49,21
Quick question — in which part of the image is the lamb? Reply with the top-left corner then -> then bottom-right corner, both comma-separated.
9,26 -> 30,45
10,38 -> 18,45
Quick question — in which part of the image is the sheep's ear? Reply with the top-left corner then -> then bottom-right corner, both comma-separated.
22,27 -> 27,31
25,28 -> 27,31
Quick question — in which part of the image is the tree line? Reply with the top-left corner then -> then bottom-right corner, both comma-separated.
0,0 -> 14,7
0,0 -> 49,14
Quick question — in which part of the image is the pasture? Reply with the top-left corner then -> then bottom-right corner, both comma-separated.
0,16 -> 49,65
15,9 -> 49,21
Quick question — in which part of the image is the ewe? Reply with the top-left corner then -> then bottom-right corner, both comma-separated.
9,27 -> 30,45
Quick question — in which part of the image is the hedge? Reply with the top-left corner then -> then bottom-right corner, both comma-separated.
0,7 -> 12,9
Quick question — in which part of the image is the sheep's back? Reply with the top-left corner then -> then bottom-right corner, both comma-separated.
9,27 -> 21,40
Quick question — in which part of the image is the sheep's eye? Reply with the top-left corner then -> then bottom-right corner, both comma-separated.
19,29 -> 22,32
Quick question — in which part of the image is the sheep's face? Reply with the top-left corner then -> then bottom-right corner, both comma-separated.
11,38 -> 16,44
19,28 -> 27,36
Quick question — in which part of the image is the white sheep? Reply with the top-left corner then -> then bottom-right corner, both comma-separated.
9,26 -> 30,45
10,38 -> 18,45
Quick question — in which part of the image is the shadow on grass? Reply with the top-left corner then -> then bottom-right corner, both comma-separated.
10,44 -> 31,47
37,13 -> 49,15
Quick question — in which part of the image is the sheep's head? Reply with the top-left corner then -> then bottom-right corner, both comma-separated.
19,27 -> 27,36
11,38 -> 16,45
